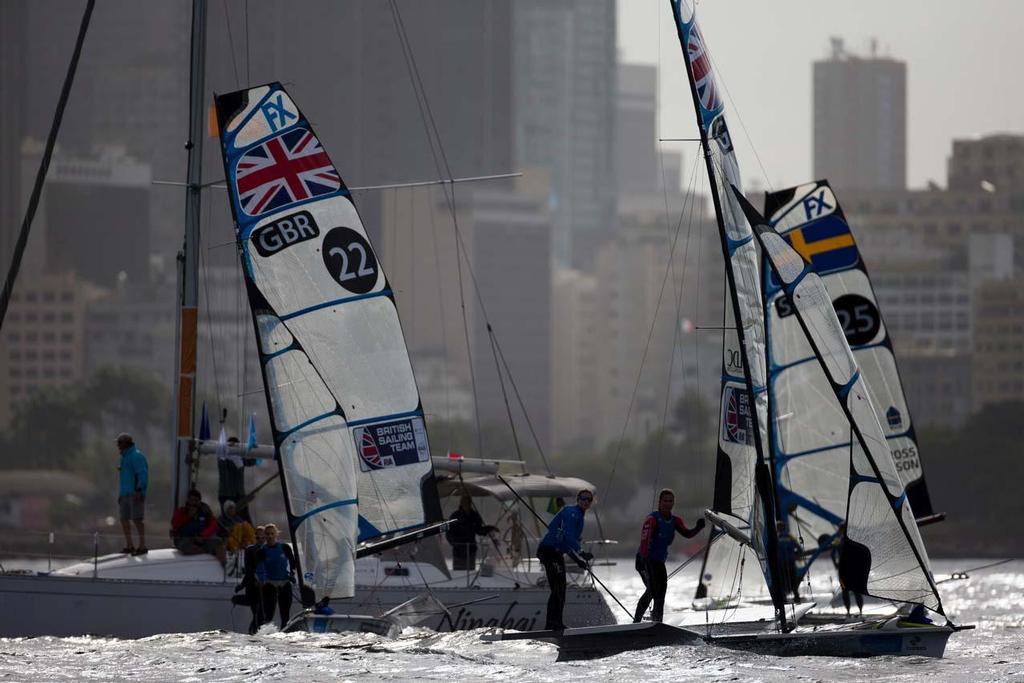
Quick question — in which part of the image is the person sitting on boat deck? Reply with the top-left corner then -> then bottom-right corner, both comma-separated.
116,432 -> 149,556
446,495 -> 498,571
257,523 -> 298,629
218,500 -> 256,553
218,436 -> 258,522
236,525 -> 268,633
536,489 -> 595,631
827,525 -> 863,617
632,488 -> 705,623
171,488 -> 225,563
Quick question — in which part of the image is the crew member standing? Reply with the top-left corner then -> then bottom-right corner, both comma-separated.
633,488 -> 705,623
536,489 -> 594,631
116,433 -> 149,555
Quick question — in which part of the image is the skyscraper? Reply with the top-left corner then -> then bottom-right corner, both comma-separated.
514,0 -> 616,267
813,38 -> 906,191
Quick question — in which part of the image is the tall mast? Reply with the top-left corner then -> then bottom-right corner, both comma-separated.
171,0 -> 207,510
666,0 -> 788,627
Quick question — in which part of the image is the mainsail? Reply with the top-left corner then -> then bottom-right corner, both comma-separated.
763,180 -> 936,537
668,0 -> 778,607
734,188 -> 944,614
215,83 -> 442,601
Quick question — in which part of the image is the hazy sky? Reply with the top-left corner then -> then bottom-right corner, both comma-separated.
618,0 -> 1024,192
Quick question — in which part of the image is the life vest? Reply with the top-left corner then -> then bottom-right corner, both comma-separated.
263,543 -> 290,581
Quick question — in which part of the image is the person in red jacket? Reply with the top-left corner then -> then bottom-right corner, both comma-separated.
633,488 -> 705,623
171,489 -> 225,563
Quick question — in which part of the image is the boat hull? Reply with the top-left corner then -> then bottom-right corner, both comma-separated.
711,624 -> 953,658
482,622 -> 705,661
0,572 -> 611,638
284,613 -> 401,638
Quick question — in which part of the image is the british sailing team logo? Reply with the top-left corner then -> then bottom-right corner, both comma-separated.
355,418 -> 430,472
723,386 -> 753,445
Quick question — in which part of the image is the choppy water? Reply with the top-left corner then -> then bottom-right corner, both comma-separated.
1,559 -> 1021,682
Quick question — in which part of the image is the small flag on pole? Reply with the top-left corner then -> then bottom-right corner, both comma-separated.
199,401 -> 211,441
447,451 -> 463,460
246,413 -> 262,464
246,413 -> 258,449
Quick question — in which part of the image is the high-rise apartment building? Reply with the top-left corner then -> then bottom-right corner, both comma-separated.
813,38 -> 906,192
514,0 -> 616,266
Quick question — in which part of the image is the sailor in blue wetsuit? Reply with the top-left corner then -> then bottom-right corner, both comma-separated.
633,488 -> 705,623
257,523 -> 298,629
536,489 -> 594,631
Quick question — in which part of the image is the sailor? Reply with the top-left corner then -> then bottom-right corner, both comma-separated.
446,495 -> 497,571
257,523 -> 298,629
633,488 -> 705,623
829,524 -> 863,617
116,433 -> 149,556
536,489 -> 594,631
236,525 -> 268,633
171,488 -> 225,564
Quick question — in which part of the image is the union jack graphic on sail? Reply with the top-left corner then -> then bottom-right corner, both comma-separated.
687,25 -> 720,112
234,127 -> 341,217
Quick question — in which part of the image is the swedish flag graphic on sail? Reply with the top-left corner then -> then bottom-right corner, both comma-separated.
783,214 -> 858,275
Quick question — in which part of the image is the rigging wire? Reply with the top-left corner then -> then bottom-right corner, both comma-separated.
221,0 -> 239,88
488,325 -> 524,464
387,0 -> 549,473
0,0 -> 95,332
492,473 -> 632,620
599,149 -> 704,511
651,146 -> 703,500
426,185 -> 454,437
490,331 -> 554,476
386,0 -> 484,460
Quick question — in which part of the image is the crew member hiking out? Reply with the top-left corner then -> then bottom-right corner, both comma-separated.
633,488 -> 705,623
536,489 -> 594,631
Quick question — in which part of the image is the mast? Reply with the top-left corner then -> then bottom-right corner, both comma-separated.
171,0 -> 207,510
667,0 -> 789,626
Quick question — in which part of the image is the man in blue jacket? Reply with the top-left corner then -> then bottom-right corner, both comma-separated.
116,433 -> 149,555
536,488 -> 594,631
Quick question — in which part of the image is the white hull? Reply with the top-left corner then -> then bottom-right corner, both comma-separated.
0,550 -> 612,638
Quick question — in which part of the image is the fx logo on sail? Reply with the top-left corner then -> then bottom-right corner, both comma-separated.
261,93 -> 298,132
802,188 -> 835,221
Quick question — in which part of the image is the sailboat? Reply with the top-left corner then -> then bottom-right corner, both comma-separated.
697,180 -> 945,612
668,0 -> 967,655
210,81 -> 448,633
485,0 -> 968,658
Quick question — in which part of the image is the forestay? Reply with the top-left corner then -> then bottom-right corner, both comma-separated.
763,181 -> 936,539
734,188 -> 944,613
215,83 -> 440,600
668,0 -> 772,605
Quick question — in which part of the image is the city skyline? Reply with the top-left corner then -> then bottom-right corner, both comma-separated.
618,0 -> 1024,192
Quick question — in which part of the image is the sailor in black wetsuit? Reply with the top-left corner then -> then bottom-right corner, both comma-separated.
633,488 -> 705,623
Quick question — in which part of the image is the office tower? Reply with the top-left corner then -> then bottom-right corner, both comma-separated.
813,38 -> 906,191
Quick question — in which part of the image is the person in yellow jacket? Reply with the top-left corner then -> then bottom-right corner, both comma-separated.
218,500 -> 256,552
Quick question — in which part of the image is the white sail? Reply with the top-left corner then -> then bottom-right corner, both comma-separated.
669,0 -> 773,604
764,181 -> 936,530
215,83 -> 440,601
735,188 -> 943,613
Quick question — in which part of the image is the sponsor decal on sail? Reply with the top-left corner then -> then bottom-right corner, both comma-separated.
355,417 -> 430,472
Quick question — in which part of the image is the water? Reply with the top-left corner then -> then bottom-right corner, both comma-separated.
1,559 -> 1021,682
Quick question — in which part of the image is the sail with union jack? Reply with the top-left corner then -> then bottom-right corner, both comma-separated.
214,82 -> 442,604
234,126 -> 341,217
